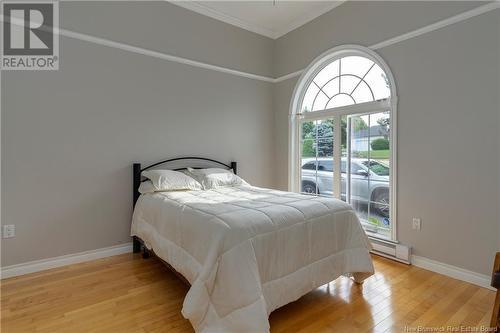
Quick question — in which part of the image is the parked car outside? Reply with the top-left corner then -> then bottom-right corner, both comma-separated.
301,157 -> 390,216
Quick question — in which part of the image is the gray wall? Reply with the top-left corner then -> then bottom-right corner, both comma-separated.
273,2 -> 500,275
62,2 -> 274,78
273,1 -> 487,77
1,2 -> 274,266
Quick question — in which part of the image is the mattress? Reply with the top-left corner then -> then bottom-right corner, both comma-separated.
131,185 -> 374,332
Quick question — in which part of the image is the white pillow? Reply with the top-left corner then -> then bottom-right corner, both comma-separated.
141,169 -> 202,192
138,180 -> 156,194
187,167 -> 248,189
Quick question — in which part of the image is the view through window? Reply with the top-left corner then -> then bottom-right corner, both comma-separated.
297,53 -> 394,240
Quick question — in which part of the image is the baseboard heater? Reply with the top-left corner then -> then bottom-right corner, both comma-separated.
368,237 -> 411,264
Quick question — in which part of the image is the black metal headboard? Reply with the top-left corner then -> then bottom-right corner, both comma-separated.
133,157 -> 237,206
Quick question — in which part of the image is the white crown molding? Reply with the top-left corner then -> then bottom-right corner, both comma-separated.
169,1 -> 277,39
412,255 -> 494,291
169,1 -> 347,40
274,69 -> 304,83
58,0 -> 346,39
273,1 -> 347,39
1,243 -> 132,279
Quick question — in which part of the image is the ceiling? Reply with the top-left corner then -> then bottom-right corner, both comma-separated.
170,1 -> 345,39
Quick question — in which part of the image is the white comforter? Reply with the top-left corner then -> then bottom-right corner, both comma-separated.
131,185 -> 374,332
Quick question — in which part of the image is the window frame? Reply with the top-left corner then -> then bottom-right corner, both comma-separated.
289,45 -> 398,241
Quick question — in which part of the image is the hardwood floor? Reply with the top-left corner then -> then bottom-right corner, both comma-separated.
1,254 -> 495,333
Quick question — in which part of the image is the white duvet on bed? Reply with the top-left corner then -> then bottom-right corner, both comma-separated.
131,185 -> 374,332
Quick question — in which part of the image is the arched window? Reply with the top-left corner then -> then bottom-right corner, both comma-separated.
289,45 -> 397,240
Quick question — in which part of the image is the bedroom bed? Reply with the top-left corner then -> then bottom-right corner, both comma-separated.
131,157 -> 374,333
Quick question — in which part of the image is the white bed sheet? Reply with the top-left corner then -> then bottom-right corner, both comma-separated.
131,185 -> 374,332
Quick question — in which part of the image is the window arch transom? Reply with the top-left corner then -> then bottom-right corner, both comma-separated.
301,56 -> 391,112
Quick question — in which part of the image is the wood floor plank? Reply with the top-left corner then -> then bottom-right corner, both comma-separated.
1,254 -> 495,333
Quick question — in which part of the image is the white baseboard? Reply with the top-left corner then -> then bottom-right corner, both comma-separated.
1,243 -> 132,279
0,243 -> 493,292
411,255 -> 494,291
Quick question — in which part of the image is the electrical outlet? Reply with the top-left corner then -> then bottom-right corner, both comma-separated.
412,218 -> 421,231
3,225 -> 15,238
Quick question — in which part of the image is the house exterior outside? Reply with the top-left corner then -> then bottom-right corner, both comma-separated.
351,125 -> 389,152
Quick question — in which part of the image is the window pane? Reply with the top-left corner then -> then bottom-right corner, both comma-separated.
312,90 -> 329,111
347,111 -> 392,240
351,81 -> 374,104
364,64 -> 390,100
300,55 -> 391,113
322,79 -> 339,98
341,56 -> 374,79
319,160 -> 333,172
315,120 -> 333,140
340,116 -> 348,202
349,114 -> 370,202
301,121 -> 318,194
368,111 -> 390,211
302,83 -> 319,112
316,119 -> 334,197
326,94 -> 354,109
301,119 -> 335,197
348,114 -> 371,231
302,161 -> 316,170
340,75 -> 359,95
313,60 -> 340,87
